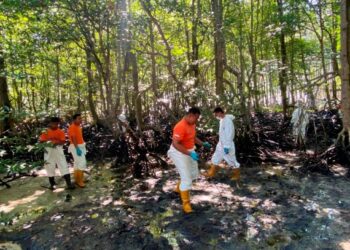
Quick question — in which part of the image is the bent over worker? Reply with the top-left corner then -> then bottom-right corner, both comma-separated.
39,117 -> 75,190
167,107 -> 211,213
68,113 -> 87,188
203,107 -> 241,185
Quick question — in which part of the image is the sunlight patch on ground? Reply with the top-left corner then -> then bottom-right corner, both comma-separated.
247,184 -> 262,193
330,164 -> 348,176
0,242 -> 22,250
144,178 -> 158,190
246,226 -> 259,240
53,188 -> 65,193
306,149 -> 315,155
50,213 -> 64,222
162,179 -> 178,193
261,199 -> 278,210
127,193 -> 140,202
321,208 -> 340,220
100,196 -> 113,206
113,199 -> 126,206
270,151 -> 296,162
284,151 -> 298,157
340,241 -> 350,250
193,194 -> 219,204
304,199 -> 320,213
265,166 -> 284,176
257,214 -> 281,230
240,198 -> 261,209
154,170 -> 163,178
0,162 -> 116,231
0,190 -> 46,213
35,167 -> 75,177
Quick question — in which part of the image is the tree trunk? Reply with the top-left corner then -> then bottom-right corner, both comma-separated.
115,0 -> 128,111
0,45 -> 11,134
211,0 -> 225,95
249,0 -> 259,110
289,36 -> 296,106
98,26 -> 113,117
128,52 -> 143,130
56,54 -> 61,109
319,7 -> 332,108
149,19 -> 158,99
340,0 -> 350,143
301,45 -> 316,109
330,1 -> 340,100
85,49 -> 100,124
184,12 -> 191,67
238,8 -> 247,120
191,0 -> 200,87
277,0 -> 288,118
331,37 -> 339,100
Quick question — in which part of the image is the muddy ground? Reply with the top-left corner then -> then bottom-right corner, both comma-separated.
1,149 -> 350,250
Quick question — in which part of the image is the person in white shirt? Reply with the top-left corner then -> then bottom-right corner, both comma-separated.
203,107 -> 240,184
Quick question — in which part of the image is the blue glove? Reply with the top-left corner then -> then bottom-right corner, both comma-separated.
203,142 -> 211,149
224,147 -> 230,154
76,147 -> 83,156
189,151 -> 199,161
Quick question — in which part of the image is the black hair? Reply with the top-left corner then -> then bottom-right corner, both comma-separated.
213,107 -> 224,113
50,117 -> 61,123
187,107 -> 201,115
72,113 -> 81,120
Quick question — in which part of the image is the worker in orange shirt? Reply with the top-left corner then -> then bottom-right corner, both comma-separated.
68,114 -> 87,188
167,107 -> 211,213
39,117 -> 75,190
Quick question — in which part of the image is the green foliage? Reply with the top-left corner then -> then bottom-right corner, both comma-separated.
0,135 -> 46,175
0,0 -> 341,130
0,109 -> 54,176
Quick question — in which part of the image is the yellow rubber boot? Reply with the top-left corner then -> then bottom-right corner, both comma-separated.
180,190 -> 193,213
78,170 -> 86,188
203,164 -> 218,178
75,170 -> 85,188
231,168 -> 240,181
180,190 -> 193,214
174,182 -> 180,193
231,168 -> 241,188
74,170 -> 79,186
